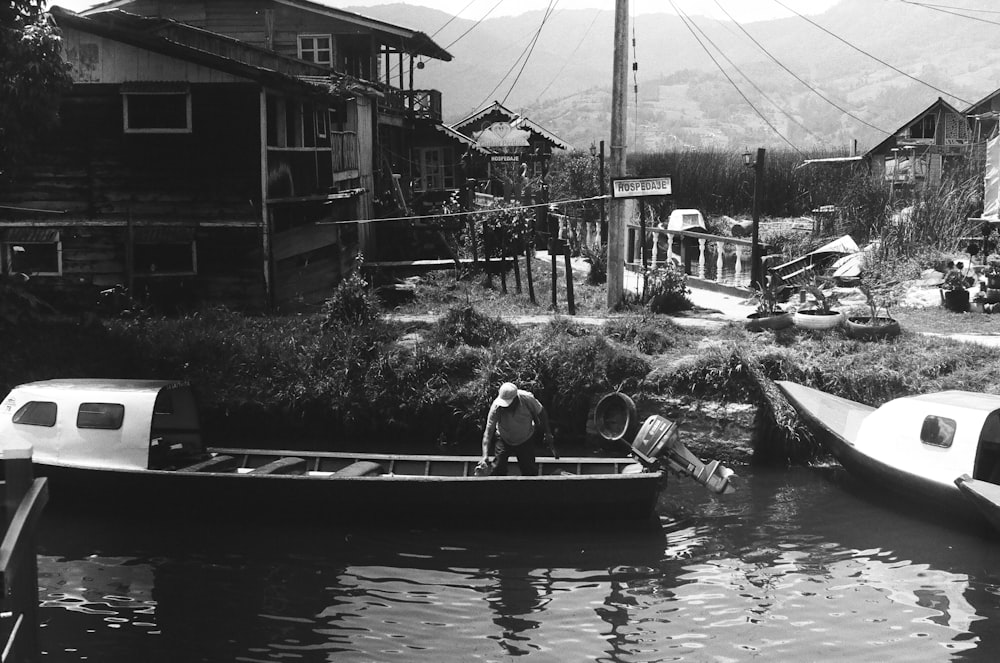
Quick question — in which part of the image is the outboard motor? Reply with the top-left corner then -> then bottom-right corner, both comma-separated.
595,392 -> 734,494
631,415 -> 733,494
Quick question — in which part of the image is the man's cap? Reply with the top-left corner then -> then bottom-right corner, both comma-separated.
495,382 -> 518,407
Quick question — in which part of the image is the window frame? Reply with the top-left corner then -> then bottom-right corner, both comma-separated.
298,34 -> 333,67
77,402 -> 126,430
122,91 -> 193,134
12,401 -> 57,427
3,232 -> 62,276
132,240 -> 198,277
920,414 -> 956,448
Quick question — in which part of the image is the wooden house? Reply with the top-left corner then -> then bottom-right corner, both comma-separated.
451,101 -> 571,198
0,7 -> 384,310
80,0 -> 458,261
865,97 -> 971,191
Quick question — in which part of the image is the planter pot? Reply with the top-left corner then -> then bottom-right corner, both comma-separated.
844,316 -> 901,341
986,288 -> 1000,304
745,311 -> 794,332
972,301 -> 986,314
987,276 -> 1000,289
793,309 -> 845,331
942,288 -> 970,313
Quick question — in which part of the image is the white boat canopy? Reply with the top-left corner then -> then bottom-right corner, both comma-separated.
0,379 -> 202,471
857,390 -> 1000,488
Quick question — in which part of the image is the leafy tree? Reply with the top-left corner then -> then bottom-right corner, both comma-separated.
0,0 -> 72,182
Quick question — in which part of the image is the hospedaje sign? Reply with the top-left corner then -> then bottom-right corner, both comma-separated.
611,177 -> 672,198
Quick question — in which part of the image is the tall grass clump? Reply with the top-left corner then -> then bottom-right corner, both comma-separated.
428,305 -> 518,347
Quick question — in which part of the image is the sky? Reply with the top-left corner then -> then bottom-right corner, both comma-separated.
50,0 -> 842,23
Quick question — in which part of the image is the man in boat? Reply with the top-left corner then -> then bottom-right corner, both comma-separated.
480,382 -> 556,476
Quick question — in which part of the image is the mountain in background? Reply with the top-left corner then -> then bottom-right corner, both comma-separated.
347,0 -> 1000,154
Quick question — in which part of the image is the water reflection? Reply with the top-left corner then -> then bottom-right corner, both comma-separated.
34,465 -> 1000,662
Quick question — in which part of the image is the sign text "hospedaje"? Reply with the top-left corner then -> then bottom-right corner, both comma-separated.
611,177 -> 673,198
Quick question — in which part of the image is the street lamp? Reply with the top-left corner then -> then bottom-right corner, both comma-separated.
743,147 -> 765,289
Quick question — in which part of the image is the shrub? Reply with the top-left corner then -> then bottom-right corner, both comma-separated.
321,258 -> 380,327
644,262 -> 693,313
581,244 -> 608,285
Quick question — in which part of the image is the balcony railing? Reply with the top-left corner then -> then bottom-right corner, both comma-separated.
266,132 -> 358,202
377,88 -> 442,122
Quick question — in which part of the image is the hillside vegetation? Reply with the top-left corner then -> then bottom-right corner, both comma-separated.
351,0 -> 1000,152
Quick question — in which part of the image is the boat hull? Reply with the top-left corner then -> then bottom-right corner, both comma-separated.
775,381 -> 968,510
33,456 -> 665,525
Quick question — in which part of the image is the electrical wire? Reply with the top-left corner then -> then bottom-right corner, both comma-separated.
671,0 -> 804,155
391,0 -> 507,79
897,0 -> 1000,24
712,0 -> 889,135
688,9 -> 824,142
441,0 -> 507,51
319,194 -> 609,225
473,1 -> 558,110
772,0 -> 972,105
534,8 -> 601,100
500,0 -> 559,105
430,0 -> 479,37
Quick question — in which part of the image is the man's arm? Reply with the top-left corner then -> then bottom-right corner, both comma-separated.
481,403 -> 499,460
530,398 -> 557,458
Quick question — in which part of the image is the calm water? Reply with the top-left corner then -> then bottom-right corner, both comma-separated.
35,465 -> 1000,662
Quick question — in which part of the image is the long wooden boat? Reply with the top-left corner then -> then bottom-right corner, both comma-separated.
0,380 -> 732,524
776,380 -> 1000,526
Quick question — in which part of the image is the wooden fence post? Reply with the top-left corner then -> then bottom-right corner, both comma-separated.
563,243 -> 576,315
525,245 -> 536,304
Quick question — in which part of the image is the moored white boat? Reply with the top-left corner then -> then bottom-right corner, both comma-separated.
776,380 -> 1000,529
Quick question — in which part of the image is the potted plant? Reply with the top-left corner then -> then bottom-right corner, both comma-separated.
845,278 -> 902,340
941,262 -> 971,312
986,261 -> 1000,290
793,276 -> 844,330
745,271 -> 793,332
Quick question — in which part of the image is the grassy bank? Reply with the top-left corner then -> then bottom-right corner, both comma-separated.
4,262 -> 1000,467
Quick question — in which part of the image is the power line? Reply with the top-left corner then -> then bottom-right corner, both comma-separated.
500,0 -> 559,105
430,0 -> 478,37
671,1 -> 804,155
386,0 -> 503,80
689,9 -> 824,142
319,194 -> 609,226
534,8 -> 601,100
474,2 -> 558,110
898,0 -> 1000,22
772,0 -> 972,105
713,0 -> 889,135
441,0 -> 506,51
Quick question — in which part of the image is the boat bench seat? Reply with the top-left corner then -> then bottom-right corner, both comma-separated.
331,461 -> 384,477
178,454 -> 238,473
249,457 -> 307,475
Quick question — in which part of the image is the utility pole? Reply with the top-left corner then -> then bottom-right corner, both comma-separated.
606,0 -> 629,310
599,139 -> 606,243
751,147 -> 765,289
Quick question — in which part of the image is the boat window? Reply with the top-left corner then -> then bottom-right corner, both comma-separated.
12,401 -> 57,427
920,415 -> 956,448
77,403 -> 125,430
